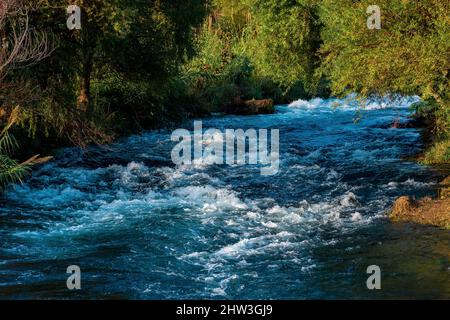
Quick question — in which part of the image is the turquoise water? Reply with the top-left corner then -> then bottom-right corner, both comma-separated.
0,97 -> 449,299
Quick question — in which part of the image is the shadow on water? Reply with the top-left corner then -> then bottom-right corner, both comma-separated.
307,222 -> 450,299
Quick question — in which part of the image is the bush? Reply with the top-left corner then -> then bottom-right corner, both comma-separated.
421,138 -> 450,165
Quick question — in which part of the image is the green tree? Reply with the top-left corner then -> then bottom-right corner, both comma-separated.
0,0 -> 52,190
319,0 -> 449,133
241,0 -> 322,92
18,0 -> 207,144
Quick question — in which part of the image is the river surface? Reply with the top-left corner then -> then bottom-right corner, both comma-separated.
0,97 -> 449,299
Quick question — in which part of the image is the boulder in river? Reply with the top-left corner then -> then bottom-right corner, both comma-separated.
390,178 -> 450,229
391,196 -> 417,216
224,97 -> 275,115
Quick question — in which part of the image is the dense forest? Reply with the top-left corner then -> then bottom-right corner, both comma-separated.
0,0 -> 449,189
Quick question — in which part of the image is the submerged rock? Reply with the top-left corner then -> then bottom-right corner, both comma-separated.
389,177 -> 450,229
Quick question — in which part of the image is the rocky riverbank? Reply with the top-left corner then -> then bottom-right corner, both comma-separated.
390,176 -> 450,229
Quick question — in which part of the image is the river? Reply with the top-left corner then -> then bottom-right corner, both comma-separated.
0,97 -> 449,299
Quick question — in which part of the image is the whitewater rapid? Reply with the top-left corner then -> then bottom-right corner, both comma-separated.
0,96 -> 448,299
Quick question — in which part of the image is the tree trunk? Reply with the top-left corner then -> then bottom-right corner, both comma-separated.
77,51 -> 93,112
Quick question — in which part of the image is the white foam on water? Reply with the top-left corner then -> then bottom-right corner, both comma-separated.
173,185 -> 248,211
288,97 -> 324,109
340,192 -> 359,207
214,232 -> 296,259
287,95 -> 420,112
262,221 -> 278,228
382,178 -> 435,190
350,212 -> 363,222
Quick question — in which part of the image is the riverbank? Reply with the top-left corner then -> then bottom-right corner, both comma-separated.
390,176 -> 450,229
389,108 -> 450,229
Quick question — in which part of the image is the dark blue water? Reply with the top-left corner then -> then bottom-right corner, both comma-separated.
0,97 -> 449,299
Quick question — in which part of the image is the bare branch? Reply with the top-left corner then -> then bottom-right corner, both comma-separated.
0,0 -> 52,85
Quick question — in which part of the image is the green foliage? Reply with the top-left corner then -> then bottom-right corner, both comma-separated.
240,0 -> 322,92
93,75 -> 182,131
0,153 -> 31,191
13,0 -> 208,145
0,110 -> 30,190
412,100 -> 450,164
182,0 -> 323,112
181,25 -> 255,112
318,0 -> 449,135
421,135 -> 450,165
0,108 -> 51,191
